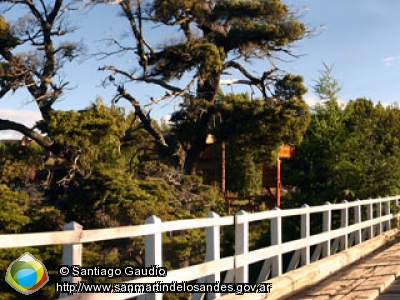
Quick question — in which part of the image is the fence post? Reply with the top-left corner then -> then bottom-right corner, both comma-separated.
145,215 -> 162,300
60,221 -> 83,298
322,202 -> 331,258
396,197 -> 400,227
385,199 -> 391,231
300,204 -> 310,266
235,210 -> 248,283
206,212 -> 220,299
340,200 -> 349,250
366,201 -> 374,239
271,207 -> 282,277
377,198 -> 382,234
354,200 -> 362,244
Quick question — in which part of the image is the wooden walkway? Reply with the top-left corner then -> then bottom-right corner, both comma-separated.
378,278 -> 400,300
284,235 -> 400,300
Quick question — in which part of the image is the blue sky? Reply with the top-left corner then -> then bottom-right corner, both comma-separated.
284,0 -> 400,106
2,0 -> 400,137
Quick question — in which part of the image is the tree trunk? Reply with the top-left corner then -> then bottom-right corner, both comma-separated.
183,71 -> 221,175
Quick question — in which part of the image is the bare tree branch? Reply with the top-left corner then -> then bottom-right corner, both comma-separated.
145,74 -> 197,106
48,0 -> 63,24
223,60 -> 280,100
100,65 -> 183,92
93,37 -> 136,59
0,118 -> 57,151
119,0 -> 149,72
24,0 -> 45,24
117,86 -> 169,150
0,0 -> 81,118
224,60 -> 263,84
38,0 -> 49,17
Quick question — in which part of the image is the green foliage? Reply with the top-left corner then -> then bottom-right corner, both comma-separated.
290,98 -> 400,206
0,141 -> 43,186
62,161 -> 222,294
171,84 -> 310,194
40,102 -> 223,292
213,0 -> 305,52
214,93 -> 284,163
173,88 -> 310,164
275,75 -> 311,145
153,42 -> 225,80
0,184 -> 63,299
225,150 -> 262,196
215,91 -> 309,194
313,63 -> 341,102
275,74 -> 308,101
0,16 -> 9,33
290,100 -> 348,205
37,100 -> 127,171
149,0 -> 306,81
342,99 -> 400,198
0,100 -> 226,299
0,15 -> 19,49
90,0 -> 309,175
171,77 -> 309,194
0,185 -> 29,232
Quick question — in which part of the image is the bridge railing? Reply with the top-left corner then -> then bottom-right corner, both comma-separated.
0,196 -> 399,300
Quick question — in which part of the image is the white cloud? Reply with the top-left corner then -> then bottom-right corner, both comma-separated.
304,95 -> 319,108
382,56 -> 398,66
306,96 -> 400,111
305,95 -> 348,109
336,98 -> 348,109
0,110 -> 42,140
160,114 -> 172,126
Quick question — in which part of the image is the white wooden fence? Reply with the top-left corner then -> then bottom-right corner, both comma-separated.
1,196 -> 399,300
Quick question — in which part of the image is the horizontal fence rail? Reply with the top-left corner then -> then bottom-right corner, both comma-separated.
1,196 -> 399,300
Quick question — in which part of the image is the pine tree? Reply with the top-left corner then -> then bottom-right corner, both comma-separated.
92,0 -> 309,174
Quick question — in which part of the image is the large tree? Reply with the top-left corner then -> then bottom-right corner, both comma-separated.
91,0 -> 309,174
0,0 -> 309,177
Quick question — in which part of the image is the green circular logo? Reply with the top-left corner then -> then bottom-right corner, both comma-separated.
5,252 -> 49,295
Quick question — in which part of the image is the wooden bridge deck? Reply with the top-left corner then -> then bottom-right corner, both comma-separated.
283,235 -> 400,300
378,278 -> 400,300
